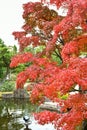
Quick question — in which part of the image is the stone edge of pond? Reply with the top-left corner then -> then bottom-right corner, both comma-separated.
0,89 -> 30,99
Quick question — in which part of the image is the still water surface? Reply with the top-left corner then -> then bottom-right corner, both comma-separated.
0,99 -> 55,130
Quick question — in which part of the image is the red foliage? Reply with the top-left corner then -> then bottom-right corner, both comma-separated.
10,52 -> 33,68
34,110 -> 60,125
61,35 -> 87,62
10,1 -> 87,130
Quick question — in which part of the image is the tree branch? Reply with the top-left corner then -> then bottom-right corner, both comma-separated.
69,89 -> 87,94
54,50 -> 63,63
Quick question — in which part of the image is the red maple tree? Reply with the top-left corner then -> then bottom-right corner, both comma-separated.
10,0 -> 87,130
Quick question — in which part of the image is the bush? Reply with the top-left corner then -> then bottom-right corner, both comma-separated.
0,80 -> 15,92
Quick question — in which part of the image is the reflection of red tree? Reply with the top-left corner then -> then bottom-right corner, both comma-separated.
10,1 -> 87,130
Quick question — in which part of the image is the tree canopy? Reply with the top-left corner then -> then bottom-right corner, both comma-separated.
10,0 -> 87,130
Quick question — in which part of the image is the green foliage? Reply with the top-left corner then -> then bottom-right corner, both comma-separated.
34,46 -> 45,54
51,49 -> 63,65
57,92 -> 69,100
24,45 -> 45,54
11,64 -> 26,74
80,52 -> 87,57
0,80 -> 15,92
0,38 -> 17,81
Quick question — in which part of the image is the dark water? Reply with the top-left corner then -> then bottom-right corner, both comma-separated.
0,99 -> 55,130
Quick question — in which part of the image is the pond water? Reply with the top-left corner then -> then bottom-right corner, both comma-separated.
0,99 -> 55,130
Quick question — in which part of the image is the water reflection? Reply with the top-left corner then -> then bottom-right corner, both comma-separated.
0,99 -> 34,130
0,99 -> 55,130
24,128 -> 32,130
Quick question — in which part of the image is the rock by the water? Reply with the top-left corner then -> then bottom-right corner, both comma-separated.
13,89 -> 29,99
39,102 -> 60,112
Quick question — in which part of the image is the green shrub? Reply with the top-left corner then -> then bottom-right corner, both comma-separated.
0,80 -> 15,92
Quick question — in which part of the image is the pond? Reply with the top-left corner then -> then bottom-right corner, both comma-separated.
0,99 -> 55,130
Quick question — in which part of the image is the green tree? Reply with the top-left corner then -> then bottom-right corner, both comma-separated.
0,39 -> 17,83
